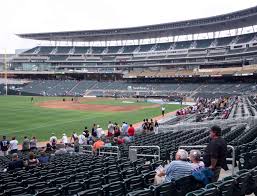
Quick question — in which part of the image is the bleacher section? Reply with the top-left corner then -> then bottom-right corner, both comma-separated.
18,79 -> 257,97
1,115 -> 257,195
15,32 -> 257,70
126,64 -> 257,78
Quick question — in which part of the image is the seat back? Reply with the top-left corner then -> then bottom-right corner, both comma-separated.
127,189 -> 154,196
36,187 -> 61,196
104,181 -> 125,196
78,188 -> 103,196
153,182 -> 176,196
175,176 -> 198,196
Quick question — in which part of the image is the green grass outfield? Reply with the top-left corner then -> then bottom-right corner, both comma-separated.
0,96 -> 183,142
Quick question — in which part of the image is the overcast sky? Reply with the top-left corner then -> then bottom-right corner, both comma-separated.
0,0 -> 256,53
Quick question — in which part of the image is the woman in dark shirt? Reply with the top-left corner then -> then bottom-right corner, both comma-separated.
26,152 -> 39,168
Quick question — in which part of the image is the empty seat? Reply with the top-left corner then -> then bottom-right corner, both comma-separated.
103,181 -> 125,196
127,189 -> 154,196
35,187 -> 62,196
62,182 -> 85,195
77,188 -> 103,196
186,188 -> 219,196
152,182 -> 177,196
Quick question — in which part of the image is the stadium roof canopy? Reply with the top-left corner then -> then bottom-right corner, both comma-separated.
17,5 -> 257,42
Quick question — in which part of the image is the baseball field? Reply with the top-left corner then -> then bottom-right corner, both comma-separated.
0,96 -> 183,142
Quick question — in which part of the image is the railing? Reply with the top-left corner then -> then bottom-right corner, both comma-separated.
129,146 -> 160,161
80,144 -> 93,154
79,145 -> 120,158
179,145 -> 236,175
99,146 -> 120,159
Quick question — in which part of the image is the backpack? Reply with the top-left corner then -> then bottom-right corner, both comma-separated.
192,168 -> 214,185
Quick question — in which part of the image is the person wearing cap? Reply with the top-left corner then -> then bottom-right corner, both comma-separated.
49,133 -> 57,150
83,127 -> 89,138
189,150 -> 205,171
203,125 -> 228,182
61,133 -> 68,148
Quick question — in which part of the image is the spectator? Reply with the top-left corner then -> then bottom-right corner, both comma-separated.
158,149 -> 192,182
117,136 -> 125,145
49,133 -> 57,149
61,133 -> 68,147
8,153 -> 24,171
154,120 -> 159,135
123,136 -> 131,143
70,132 -> 78,143
190,150 -> 213,186
9,137 -> 18,154
38,151 -> 49,164
149,119 -> 154,132
78,132 -> 86,145
87,135 -> 94,145
22,136 -> 30,152
142,119 -> 147,133
45,143 -> 53,153
107,121 -> 114,137
189,150 -> 205,171
74,137 -> 79,153
83,127 -> 89,138
114,123 -> 121,137
96,125 -> 104,138
121,122 -> 128,135
203,125 -> 228,182
30,136 -> 37,151
127,124 -> 135,141
0,136 -> 9,156
26,152 -> 39,168
104,138 -> 112,147
91,124 -> 97,137
161,105 -> 165,116
93,138 -> 104,153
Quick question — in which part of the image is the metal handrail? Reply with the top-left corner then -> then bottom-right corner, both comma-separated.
129,146 -> 161,161
99,146 -> 120,159
179,145 -> 235,175
80,144 -> 93,154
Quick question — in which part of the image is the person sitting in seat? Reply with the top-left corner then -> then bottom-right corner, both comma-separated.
38,151 -> 49,164
8,153 -> 24,171
45,143 -> 53,153
26,152 -> 39,168
49,133 -> 57,150
189,150 -> 205,171
158,149 -> 193,183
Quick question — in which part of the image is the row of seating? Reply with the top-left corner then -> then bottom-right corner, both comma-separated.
22,33 -> 257,55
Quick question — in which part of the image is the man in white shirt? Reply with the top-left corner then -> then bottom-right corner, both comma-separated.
9,137 -> 18,154
121,122 -> 128,136
78,133 -> 86,145
61,133 -> 68,147
107,121 -> 114,137
96,125 -> 104,138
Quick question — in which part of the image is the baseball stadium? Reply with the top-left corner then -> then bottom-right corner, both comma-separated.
0,2 -> 257,196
